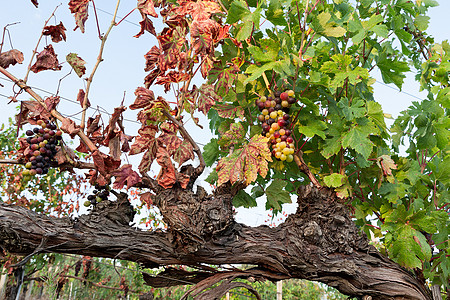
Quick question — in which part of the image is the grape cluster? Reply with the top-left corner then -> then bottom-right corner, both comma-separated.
22,120 -> 61,177
84,184 -> 110,207
255,90 -> 297,162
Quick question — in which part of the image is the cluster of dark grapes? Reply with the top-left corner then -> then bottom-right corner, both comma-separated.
84,184 -> 110,207
23,119 -> 62,178
255,90 -> 297,163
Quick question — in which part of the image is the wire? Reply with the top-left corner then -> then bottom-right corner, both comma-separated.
90,4 -> 141,28
374,80 -> 424,101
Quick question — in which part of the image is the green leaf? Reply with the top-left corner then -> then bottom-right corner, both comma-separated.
315,12 -> 346,37
233,190 -> 257,208
244,61 -> 279,84
265,179 -> 291,212
266,0 -> 287,25
219,122 -> 246,147
203,138 -> 220,166
341,123 -> 374,160
297,119 -> 327,139
324,173 -> 347,188
321,135 -> 342,159
377,54 -> 410,90
251,185 -> 264,198
205,169 -> 218,184
226,0 -> 250,24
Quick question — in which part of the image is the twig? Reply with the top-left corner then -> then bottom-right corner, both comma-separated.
91,0 -> 102,40
0,22 -> 20,53
23,5 -> 61,83
0,65 -> 98,152
80,0 -> 121,130
161,110 -> 205,179
293,151 -> 321,188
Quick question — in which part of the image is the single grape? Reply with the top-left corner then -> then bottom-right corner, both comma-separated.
280,92 -> 289,101
84,201 -> 92,207
26,130 -> 34,136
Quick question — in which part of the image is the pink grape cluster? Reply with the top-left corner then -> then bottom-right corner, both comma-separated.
22,119 -> 62,178
255,90 -> 297,162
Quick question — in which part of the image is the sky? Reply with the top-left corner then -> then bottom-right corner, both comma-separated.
0,0 -> 448,226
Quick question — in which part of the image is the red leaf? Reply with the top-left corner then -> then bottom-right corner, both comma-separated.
120,132 -> 133,153
173,140 -> 194,165
61,118 -> 80,138
43,22 -> 66,43
68,0 -> 89,33
0,49 -> 24,69
112,164 -> 142,189
197,84 -> 220,115
158,131 -> 182,155
156,146 -> 177,189
77,89 -> 90,108
30,45 -> 61,73
137,0 -> 158,17
144,46 -> 161,72
130,87 -> 155,110
130,125 -> 158,155
214,103 -> 245,120
134,16 -> 156,38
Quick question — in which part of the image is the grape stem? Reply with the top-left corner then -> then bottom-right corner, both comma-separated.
293,152 -> 321,188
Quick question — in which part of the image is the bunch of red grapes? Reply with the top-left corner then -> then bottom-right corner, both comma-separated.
23,119 -> 62,177
83,184 -> 110,207
255,90 -> 296,163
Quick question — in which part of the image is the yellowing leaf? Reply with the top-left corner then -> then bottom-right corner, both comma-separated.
216,135 -> 272,186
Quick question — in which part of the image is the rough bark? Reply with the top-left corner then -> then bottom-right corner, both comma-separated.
0,185 -> 432,299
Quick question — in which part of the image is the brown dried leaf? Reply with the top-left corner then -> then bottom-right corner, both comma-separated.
77,89 -> 90,108
44,96 -> 60,111
144,46 -> 161,72
85,169 -> 108,186
0,49 -> 24,69
30,45 -> 61,73
75,141 -> 90,154
139,192 -> 153,207
61,118 -> 80,138
21,100 -> 51,121
31,0 -> 38,7
112,164 -> 142,189
66,53 -> 86,77
68,0 -> 89,33
86,114 -> 101,135
43,22 -> 67,43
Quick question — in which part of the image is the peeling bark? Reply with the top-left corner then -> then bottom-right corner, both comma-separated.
0,185 -> 432,299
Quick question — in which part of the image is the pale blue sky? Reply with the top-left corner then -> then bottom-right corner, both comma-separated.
0,1 -> 448,225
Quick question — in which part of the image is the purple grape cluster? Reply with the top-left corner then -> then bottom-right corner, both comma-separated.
23,119 -> 62,177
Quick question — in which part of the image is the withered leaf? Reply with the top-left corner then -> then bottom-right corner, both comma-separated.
173,140 -> 194,165
157,131 -> 182,158
44,96 -> 60,112
61,118 -> 80,138
0,49 -> 24,69
76,141 -> 90,154
69,0 -> 89,33
31,0 -> 38,7
86,114 -> 101,136
139,191 -> 153,207
66,53 -> 86,77
108,135 -> 121,161
55,146 -> 77,165
30,45 -> 62,73
130,87 -> 155,110
156,146 -> 177,189
197,84 -> 220,115
144,46 -> 161,71
129,125 -> 158,155
86,169 -> 108,186
43,22 -> 67,43
77,89 -> 90,108
134,16 -> 156,38
112,164 -> 142,189
120,132 -> 133,152
137,0 -> 158,17
21,100 -> 52,121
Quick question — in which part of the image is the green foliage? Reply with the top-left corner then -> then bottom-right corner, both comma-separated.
206,0 -> 450,291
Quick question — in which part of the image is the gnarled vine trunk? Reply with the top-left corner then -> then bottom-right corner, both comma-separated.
0,185 -> 432,299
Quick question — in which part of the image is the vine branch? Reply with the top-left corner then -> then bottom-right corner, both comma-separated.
80,0 -> 121,130
293,151 -> 321,188
161,109 -> 205,179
